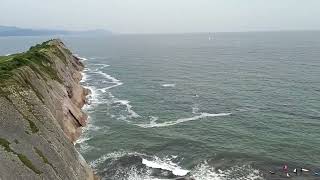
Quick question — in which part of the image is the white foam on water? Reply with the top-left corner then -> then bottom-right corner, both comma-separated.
75,136 -> 91,144
137,112 -> 231,128
83,85 -> 102,110
94,71 -> 124,92
96,71 -> 121,84
142,157 -> 189,176
90,151 -> 146,168
73,54 -> 88,61
80,72 -> 88,83
93,64 -> 110,71
192,104 -> 200,114
92,152 -> 187,179
114,99 -> 140,118
190,162 -> 264,180
162,84 -> 176,87
149,116 -> 159,124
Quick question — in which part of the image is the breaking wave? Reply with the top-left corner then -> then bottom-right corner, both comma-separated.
90,151 -> 263,180
190,161 -> 263,180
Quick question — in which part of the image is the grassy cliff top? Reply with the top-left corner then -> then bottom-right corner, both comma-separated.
0,39 -> 68,80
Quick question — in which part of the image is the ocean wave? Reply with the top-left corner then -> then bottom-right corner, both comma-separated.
113,99 -> 140,118
162,83 -> 176,87
75,135 -> 94,154
91,152 -> 263,180
75,136 -> 91,144
83,85 -> 102,110
91,151 -> 188,179
73,54 -> 88,61
190,161 -> 263,180
83,62 -> 139,120
90,151 -> 146,168
80,72 -> 88,83
94,71 -> 123,92
136,112 -> 231,128
142,156 -> 189,176
93,64 -> 110,71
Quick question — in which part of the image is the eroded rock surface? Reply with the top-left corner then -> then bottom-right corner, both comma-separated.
0,39 -> 96,180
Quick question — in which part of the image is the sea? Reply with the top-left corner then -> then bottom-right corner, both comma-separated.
0,31 -> 319,180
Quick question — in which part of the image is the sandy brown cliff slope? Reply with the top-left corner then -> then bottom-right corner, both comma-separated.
0,39 -> 97,180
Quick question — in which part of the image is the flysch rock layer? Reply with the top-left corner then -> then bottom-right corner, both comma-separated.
0,39 -> 98,180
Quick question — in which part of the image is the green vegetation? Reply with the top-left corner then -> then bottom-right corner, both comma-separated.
35,147 -> 57,173
27,119 -> 39,133
34,147 -> 50,164
0,40 -> 64,82
0,137 -> 41,174
0,137 -> 13,153
17,153 -> 42,174
2,95 -> 39,134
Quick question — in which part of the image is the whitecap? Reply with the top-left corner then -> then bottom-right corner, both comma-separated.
91,151 -> 188,178
162,84 -> 176,87
136,112 -> 231,128
83,85 -> 101,110
75,136 -> 91,145
96,71 -> 121,83
190,162 -> 263,180
114,99 -> 140,118
94,71 -> 123,92
90,151 -> 145,168
93,64 -> 110,71
80,72 -> 88,83
142,157 -> 189,176
73,54 -> 88,61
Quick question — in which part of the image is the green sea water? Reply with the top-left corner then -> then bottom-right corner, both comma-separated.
1,32 -> 319,179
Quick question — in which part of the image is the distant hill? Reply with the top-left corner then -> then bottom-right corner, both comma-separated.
0,26 -> 112,36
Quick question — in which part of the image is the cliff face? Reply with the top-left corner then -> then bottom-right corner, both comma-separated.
0,39 -> 96,180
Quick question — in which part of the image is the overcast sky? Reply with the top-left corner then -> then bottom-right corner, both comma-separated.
1,0 -> 319,33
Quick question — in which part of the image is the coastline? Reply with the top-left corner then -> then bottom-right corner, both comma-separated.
0,39 -> 98,179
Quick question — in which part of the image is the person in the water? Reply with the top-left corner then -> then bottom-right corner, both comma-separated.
283,165 -> 290,177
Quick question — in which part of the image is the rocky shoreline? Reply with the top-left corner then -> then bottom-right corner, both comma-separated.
0,39 -> 97,179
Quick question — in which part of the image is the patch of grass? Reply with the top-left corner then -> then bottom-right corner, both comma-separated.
34,147 -> 50,164
0,137 -> 41,174
0,40 -> 64,83
17,153 -> 42,174
35,147 -> 57,173
4,94 -> 39,134
0,137 -> 13,153
27,119 -> 39,133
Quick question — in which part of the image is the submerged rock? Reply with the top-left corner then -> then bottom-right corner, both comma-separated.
0,39 -> 97,179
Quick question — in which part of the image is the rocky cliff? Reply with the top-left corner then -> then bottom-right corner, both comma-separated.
0,39 -> 96,180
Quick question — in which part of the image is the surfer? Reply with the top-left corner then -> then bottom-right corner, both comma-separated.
283,165 -> 290,177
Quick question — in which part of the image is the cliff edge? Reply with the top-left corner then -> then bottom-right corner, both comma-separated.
0,39 -> 96,180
